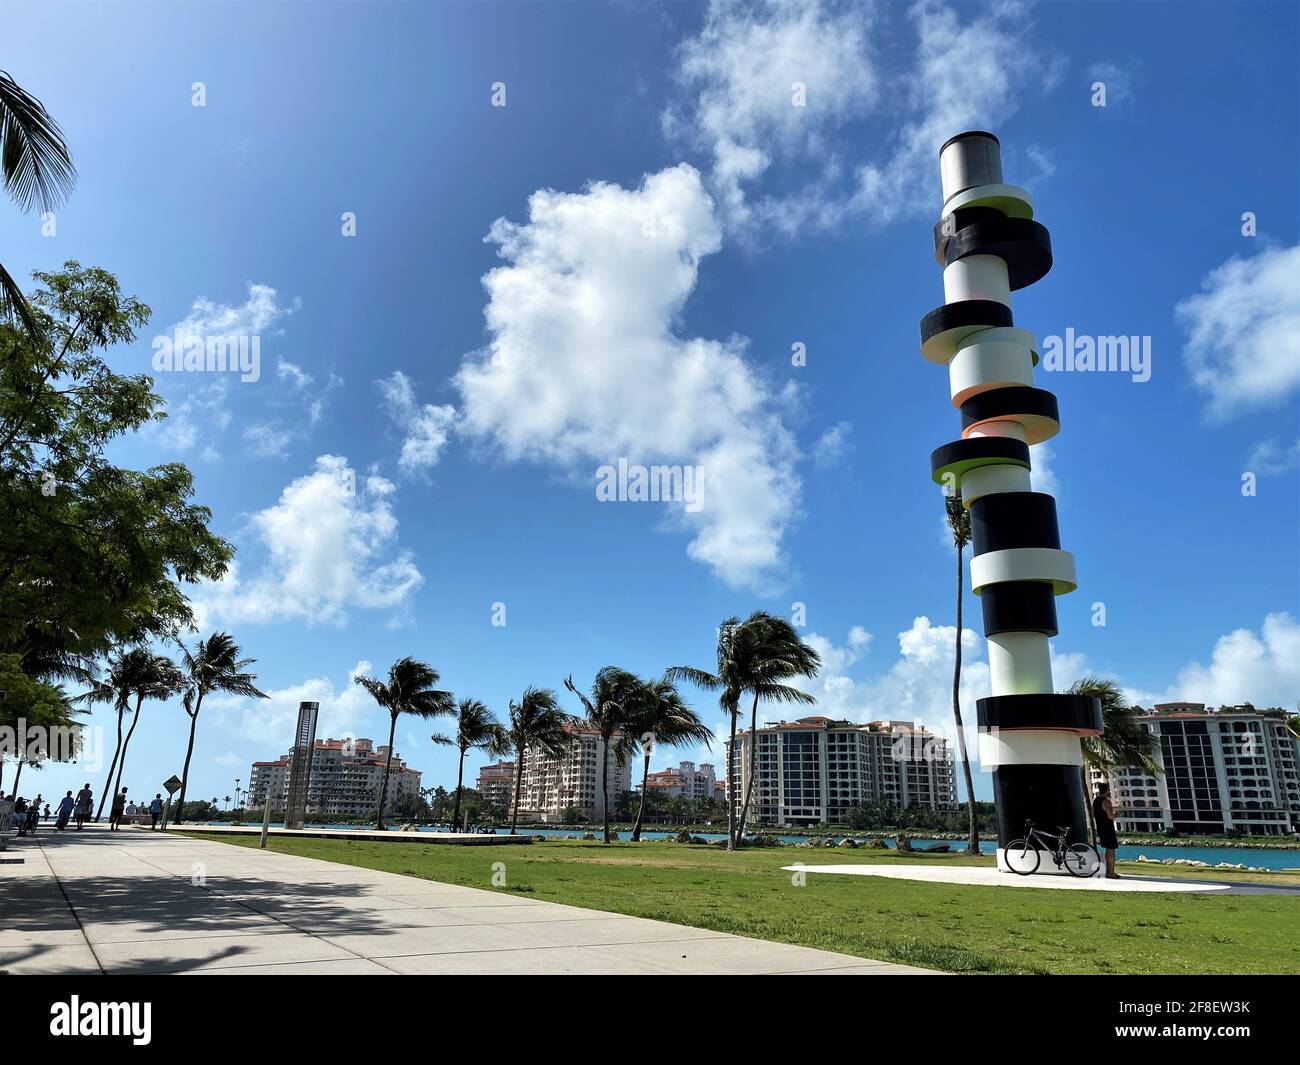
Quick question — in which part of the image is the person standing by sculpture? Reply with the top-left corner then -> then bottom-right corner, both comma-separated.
1092,783 -> 1120,879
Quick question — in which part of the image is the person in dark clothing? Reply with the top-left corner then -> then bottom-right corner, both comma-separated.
1092,783 -> 1120,879
148,794 -> 163,829
73,783 -> 93,829
110,786 -> 128,830
56,790 -> 75,829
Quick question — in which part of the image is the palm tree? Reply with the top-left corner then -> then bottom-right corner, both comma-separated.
111,652 -> 182,813
627,673 -> 711,842
444,698 -> 506,832
500,687 -> 575,835
354,657 -> 454,830
75,647 -> 153,822
0,70 -> 76,345
944,493 -> 981,855
669,611 -> 820,849
565,668 -> 641,843
175,634 -> 267,824
1068,676 -> 1161,844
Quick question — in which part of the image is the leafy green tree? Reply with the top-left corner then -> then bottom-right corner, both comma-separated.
944,493 -> 980,855
670,612 -> 820,849
175,634 -> 267,823
626,673 -> 710,841
354,657 -> 454,829
565,668 -> 640,843
443,698 -> 506,832
0,653 -> 82,794
499,687 -> 574,835
1068,677 -> 1161,845
0,71 -> 76,344
0,263 -> 233,673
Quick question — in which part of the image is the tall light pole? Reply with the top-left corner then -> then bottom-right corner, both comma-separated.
923,131 -> 1102,874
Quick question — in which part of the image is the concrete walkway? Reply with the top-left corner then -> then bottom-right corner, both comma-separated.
786,863 -> 1300,895
0,826 -> 934,975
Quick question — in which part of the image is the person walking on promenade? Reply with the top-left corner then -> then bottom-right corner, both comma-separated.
110,786 -> 128,831
1092,782 -> 1121,879
73,783 -> 93,829
148,793 -> 163,830
56,791 -> 75,830
26,795 -> 42,834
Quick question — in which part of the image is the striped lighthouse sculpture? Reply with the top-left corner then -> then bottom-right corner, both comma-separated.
923,131 -> 1103,875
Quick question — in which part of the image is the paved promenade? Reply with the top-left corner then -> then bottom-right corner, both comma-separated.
1,826 -> 933,975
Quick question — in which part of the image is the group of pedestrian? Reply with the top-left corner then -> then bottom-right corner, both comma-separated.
6,784 -> 166,834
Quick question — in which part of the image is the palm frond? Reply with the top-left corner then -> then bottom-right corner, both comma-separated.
0,71 -> 77,213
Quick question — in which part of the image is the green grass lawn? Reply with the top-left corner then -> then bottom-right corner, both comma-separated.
188,833 -> 1300,975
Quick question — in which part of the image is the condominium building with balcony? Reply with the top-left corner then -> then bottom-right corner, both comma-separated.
476,760 -> 516,809
641,761 -> 723,802
246,737 -> 423,817
1089,703 -> 1300,836
514,725 -> 632,822
724,716 -> 958,827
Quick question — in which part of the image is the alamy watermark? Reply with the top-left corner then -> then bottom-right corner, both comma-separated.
596,458 -> 704,513
151,329 -> 261,382
1040,329 -> 1150,383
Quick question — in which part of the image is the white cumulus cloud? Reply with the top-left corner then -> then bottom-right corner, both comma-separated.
192,454 -> 423,627
1175,243 -> 1300,422
376,370 -> 458,476
454,164 -> 800,590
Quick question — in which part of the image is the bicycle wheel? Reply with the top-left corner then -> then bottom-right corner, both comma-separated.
1063,843 -> 1101,878
1003,838 -> 1041,875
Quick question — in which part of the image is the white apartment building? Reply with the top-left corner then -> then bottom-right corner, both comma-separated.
515,725 -> 632,822
247,738 -> 422,817
1090,704 -> 1300,837
641,760 -> 721,802
725,716 -> 958,827
475,760 -> 516,809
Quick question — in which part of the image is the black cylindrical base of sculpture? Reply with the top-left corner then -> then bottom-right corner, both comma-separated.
992,763 -> 1089,854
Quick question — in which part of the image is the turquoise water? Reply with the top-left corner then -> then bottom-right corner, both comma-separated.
208,822 -> 1300,871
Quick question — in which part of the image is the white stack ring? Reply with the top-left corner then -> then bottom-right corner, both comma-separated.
987,632 -> 1054,695
967,420 -> 1026,442
979,729 -> 1083,768
959,462 -> 1032,506
942,255 -> 1011,307
948,339 -> 1035,406
942,182 -> 1034,219
971,547 -> 1077,595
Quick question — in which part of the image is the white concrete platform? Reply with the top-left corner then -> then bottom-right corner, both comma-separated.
0,825 -> 935,975
783,863 -> 1300,895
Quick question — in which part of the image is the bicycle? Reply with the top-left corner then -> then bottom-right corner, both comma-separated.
1004,819 -> 1100,877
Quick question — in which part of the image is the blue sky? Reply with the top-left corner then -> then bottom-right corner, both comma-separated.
7,0 -> 1298,808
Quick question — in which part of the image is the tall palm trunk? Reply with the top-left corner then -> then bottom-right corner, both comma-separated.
112,693 -> 145,810
631,752 -> 651,841
600,732 -> 611,844
952,541 -> 980,855
174,690 -> 204,824
96,703 -> 126,821
375,713 -> 397,829
510,754 -> 524,835
726,712 -> 737,850
451,748 -> 466,831
736,691 -> 761,841
11,757 -> 24,796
